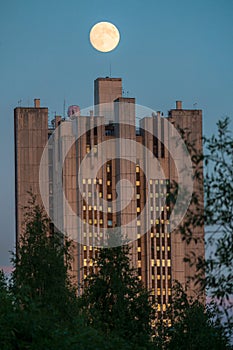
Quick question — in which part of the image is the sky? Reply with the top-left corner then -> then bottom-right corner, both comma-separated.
0,0 -> 232,268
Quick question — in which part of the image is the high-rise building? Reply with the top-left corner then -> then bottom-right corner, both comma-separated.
14,77 -> 204,309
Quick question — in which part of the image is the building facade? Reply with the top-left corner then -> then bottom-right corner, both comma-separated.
15,77 -> 204,311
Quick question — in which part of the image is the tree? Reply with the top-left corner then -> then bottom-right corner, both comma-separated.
80,231 -> 154,349
11,193 -> 77,320
155,282 -> 229,350
174,117 -> 233,346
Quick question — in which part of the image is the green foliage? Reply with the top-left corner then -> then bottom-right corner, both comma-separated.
80,231 -> 154,349
11,194 -> 76,319
155,282 -> 229,350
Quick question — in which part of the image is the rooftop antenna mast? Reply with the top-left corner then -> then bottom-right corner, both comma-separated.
63,98 -> 66,119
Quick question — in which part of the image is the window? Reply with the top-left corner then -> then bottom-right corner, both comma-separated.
108,220 -> 112,226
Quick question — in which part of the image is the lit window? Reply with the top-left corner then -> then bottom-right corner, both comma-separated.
94,205 -> 97,210
89,219 -> 92,224
99,178 -> 102,184
107,165 -> 111,172
162,304 -> 166,311
100,232 -> 103,237
156,193 -> 158,198
150,179 -> 153,184
152,275 -> 155,280
157,275 -> 161,280
83,205 -> 86,210
99,205 -> 102,211
84,259 -> 87,266
168,246 -> 171,251
137,247 -> 141,252
84,245 -> 87,251
137,260 -> 141,268
137,207 -> 140,213
157,246 -> 160,251
107,180 -> 111,186
157,288 -> 161,295
157,304 -> 161,311
168,288 -> 171,296
155,180 -> 158,184
89,232 -> 92,237
99,192 -> 102,198
163,290 -> 166,296
89,246 -> 92,251
162,246 -> 165,251
88,192 -> 92,197
150,193 -> 153,198
162,259 -> 165,267
151,232 -> 154,238
138,275 -> 141,280
136,181 -> 140,186
88,179 -> 92,184
82,179 -> 86,184
166,220 -> 170,224
160,180 -> 164,184
151,259 -> 155,266
94,219 -> 97,224
88,205 -> 92,210
99,219 -> 103,224
93,178 -> 96,184
137,220 -> 141,226
86,145 -> 90,153
157,259 -> 160,267
137,234 -> 141,239
107,193 -> 112,199
108,207 -> 112,213
136,165 -> 140,173
167,259 -> 171,267
150,219 -> 153,224
168,275 -> 171,280
156,219 -> 159,224
89,259 -> 93,266
156,232 -> 160,238
136,194 -> 140,199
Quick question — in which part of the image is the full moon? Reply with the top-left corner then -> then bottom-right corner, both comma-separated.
90,22 -> 120,53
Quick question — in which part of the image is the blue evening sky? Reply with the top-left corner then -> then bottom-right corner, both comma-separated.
0,0 -> 232,267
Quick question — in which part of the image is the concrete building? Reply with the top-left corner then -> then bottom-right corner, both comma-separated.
14,77 -> 204,311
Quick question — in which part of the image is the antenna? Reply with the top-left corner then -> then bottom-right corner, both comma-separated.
18,99 -> 22,107
109,62 -> 112,77
193,102 -> 197,109
63,99 -> 66,119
